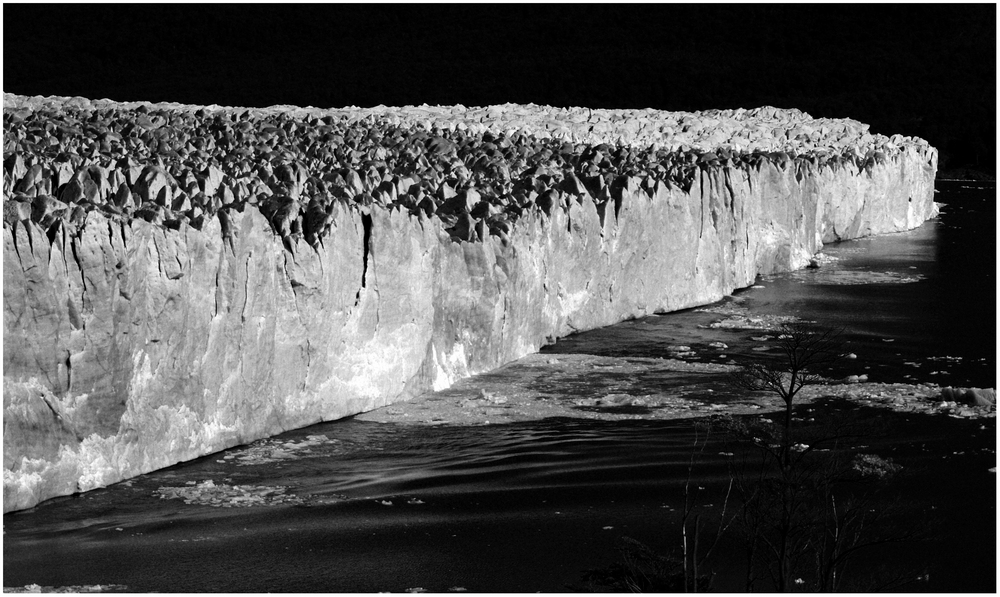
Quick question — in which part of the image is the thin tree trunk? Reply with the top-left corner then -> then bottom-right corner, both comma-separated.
693,514 -> 700,592
783,399 -> 794,467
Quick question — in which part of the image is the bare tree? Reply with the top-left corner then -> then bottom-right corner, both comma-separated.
729,322 -> 844,466
720,324 -> 922,591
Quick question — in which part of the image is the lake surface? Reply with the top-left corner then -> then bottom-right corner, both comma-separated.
3,180 -> 995,593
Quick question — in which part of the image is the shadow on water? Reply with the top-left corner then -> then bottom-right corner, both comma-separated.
4,404 -> 995,592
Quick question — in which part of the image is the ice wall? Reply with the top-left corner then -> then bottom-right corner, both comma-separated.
3,95 -> 937,511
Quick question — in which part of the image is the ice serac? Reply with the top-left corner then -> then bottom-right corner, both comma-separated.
2,95 -> 937,512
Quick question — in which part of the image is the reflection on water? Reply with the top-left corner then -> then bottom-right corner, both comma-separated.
3,181 -> 995,593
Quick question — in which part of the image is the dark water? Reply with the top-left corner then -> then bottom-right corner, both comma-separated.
3,181 -> 995,593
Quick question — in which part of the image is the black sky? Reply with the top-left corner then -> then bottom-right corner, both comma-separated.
3,3 -> 995,172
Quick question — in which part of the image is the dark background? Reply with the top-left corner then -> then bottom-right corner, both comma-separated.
4,4 -> 995,175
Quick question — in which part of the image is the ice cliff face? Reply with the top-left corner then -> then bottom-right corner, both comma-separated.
2,94 -> 937,512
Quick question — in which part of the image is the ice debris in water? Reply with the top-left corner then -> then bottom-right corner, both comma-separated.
665,345 -> 696,357
573,393 -> 699,409
696,304 -> 799,331
221,434 -> 340,465
784,269 -> 924,285
3,585 -> 129,593
154,479 -> 303,507
852,454 -> 903,479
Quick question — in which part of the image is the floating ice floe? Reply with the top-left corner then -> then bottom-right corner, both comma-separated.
572,393 -> 702,410
3,585 -> 128,593
779,269 -> 924,285
852,454 -> 903,479
808,252 -> 840,266
154,479 -> 303,507
665,345 -> 694,354
696,304 -> 799,331
221,435 -> 340,466
940,386 -> 996,407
